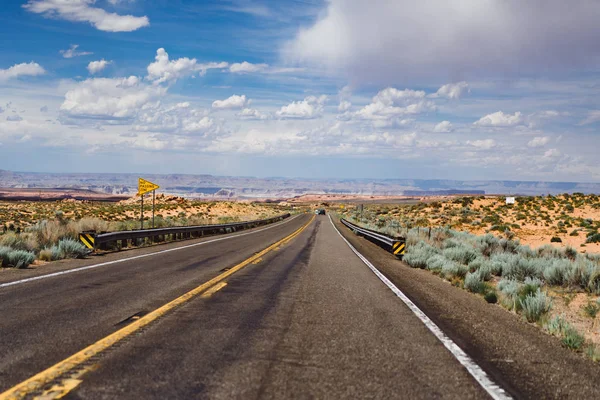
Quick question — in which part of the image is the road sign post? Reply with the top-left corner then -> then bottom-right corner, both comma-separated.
137,178 -> 160,231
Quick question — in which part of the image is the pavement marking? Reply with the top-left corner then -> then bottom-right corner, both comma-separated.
0,215 -> 300,290
201,281 -> 227,298
0,215 -> 315,400
329,215 -> 512,400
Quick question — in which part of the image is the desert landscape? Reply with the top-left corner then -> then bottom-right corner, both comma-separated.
339,194 -> 600,359
0,194 -> 287,269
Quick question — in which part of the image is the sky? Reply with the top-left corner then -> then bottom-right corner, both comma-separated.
1,0 -> 600,181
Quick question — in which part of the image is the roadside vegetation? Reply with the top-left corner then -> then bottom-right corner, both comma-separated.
0,196 -> 285,269
338,194 -> 600,361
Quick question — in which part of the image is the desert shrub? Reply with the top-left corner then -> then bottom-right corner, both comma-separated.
563,326 -> 586,350
523,276 -> 543,290
0,232 -> 32,251
475,234 -> 501,256
442,245 -> 479,265
38,248 -> 55,262
464,272 -> 486,293
403,241 -> 440,269
501,256 -> 538,281
520,289 -> 552,322
550,237 -> 562,243
542,258 -> 573,286
484,290 -> 498,303
490,253 -> 519,276
440,259 -> 468,279
586,233 -> 600,243
0,246 -> 36,269
425,254 -> 448,271
498,279 -> 522,310
582,302 -> 600,318
545,315 -> 569,336
56,239 -> 88,259
587,270 -> 600,294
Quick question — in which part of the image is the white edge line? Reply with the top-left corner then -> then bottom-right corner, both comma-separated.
0,215 -> 301,289
328,215 -> 512,400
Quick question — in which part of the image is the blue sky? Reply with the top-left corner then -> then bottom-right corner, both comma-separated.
1,0 -> 600,181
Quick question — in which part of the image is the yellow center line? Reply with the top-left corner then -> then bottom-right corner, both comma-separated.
0,215 -> 315,400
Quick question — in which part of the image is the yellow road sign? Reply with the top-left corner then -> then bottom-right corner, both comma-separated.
393,241 -> 406,255
137,178 -> 160,196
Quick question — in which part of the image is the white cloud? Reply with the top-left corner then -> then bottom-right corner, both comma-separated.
229,62 -> 268,74
60,76 -> 165,120
527,136 -> 550,147
286,0 -> 600,83
6,115 -> 23,122
59,44 -> 93,58
237,108 -> 268,120
276,95 -> 327,119
133,102 -> 225,138
212,95 -> 249,110
580,110 -> 600,125
474,111 -> 524,127
338,100 -> 351,112
87,59 -> 112,74
355,88 -> 435,121
23,0 -> 149,32
544,148 -> 561,158
433,120 -> 452,133
467,139 -> 496,149
40,106 -> 48,112
434,82 -> 469,99
0,62 -> 46,81
146,48 -> 228,84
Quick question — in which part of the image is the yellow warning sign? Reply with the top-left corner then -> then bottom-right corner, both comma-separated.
79,233 -> 95,249
393,241 -> 406,255
137,178 -> 160,196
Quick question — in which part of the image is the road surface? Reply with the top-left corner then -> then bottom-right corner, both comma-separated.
1,214 -> 599,399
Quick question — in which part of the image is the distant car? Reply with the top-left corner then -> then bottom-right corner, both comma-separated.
315,209 -> 326,215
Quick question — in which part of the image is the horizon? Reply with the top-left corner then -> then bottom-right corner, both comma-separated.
1,1 -> 600,182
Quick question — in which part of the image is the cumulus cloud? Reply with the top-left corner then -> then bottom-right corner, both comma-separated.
467,139 -> 496,149
528,136 -> 550,148
146,48 -> 228,84
355,88 -> 435,121
87,59 -> 112,74
0,62 -> 46,81
474,111 -> 524,127
23,0 -> 149,32
212,94 -> 249,110
60,44 -> 93,58
434,82 -> 469,99
229,62 -> 268,74
60,76 -> 165,120
285,0 -> 600,83
338,100 -> 351,112
237,108 -> 268,120
433,120 -> 452,133
276,95 -> 327,119
134,102 -> 223,137
544,148 -> 561,158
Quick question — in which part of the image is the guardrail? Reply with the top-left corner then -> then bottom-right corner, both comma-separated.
80,213 -> 291,251
340,218 -> 406,257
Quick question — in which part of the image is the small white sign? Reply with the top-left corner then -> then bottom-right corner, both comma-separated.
506,197 -> 515,205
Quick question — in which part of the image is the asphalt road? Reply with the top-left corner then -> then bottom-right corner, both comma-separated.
1,213 -> 599,399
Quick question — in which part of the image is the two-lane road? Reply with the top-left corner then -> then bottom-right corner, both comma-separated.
0,213 -> 524,398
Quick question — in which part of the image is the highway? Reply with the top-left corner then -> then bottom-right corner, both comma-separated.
1,214 -> 600,399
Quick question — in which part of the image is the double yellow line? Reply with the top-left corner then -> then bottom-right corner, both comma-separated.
1,215 -> 315,400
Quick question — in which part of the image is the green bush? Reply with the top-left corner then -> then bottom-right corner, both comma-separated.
562,327 -> 586,350
484,291 -> 498,304
0,246 -> 36,268
464,272 -> 486,293
550,237 -> 562,243
520,289 -> 552,322
56,239 -> 88,259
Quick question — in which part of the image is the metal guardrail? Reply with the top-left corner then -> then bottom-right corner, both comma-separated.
81,213 -> 291,251
340,218 -> 406,257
